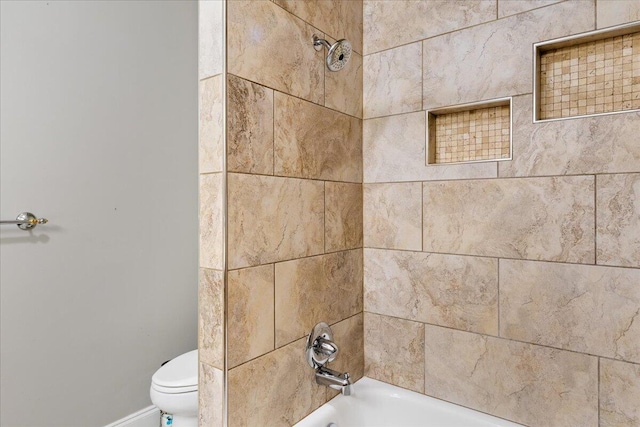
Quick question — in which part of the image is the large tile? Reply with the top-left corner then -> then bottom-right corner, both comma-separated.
228,174 -> 324,269
275,250 -> 363,347
363,183 -> 422,250
364,42 -> 422,118
325,182 -> 363,252
424,325 -> 598,427
228,0 -> 324,104
228,265 -> 275,368
199,75 -> 223,174
199,173 -> 224,270
597,174 -> 640,268
498,0 -> 562,18
274,92 -> 362,182
597,0 -> 640,29
364,249 -> 498,334
500,259 -> 640,364
199,0 -> 223,80
363,112 -> 498,183
199,363 -> 223,427
423,1 -> 594,109
499,96 -> 640,177
364,313 -> 425,393
364,0 -> 496,55
325,49 -> 363,118
227,75 -> 274,175
423,176 -> 596,263
273,0 -> 363,55
198,269 -> 224,370
600,359 -> 640,427
228,338 -> 325,427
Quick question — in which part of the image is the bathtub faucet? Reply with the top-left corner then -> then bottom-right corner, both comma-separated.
315,366 -> 351,396
305,322 -> 353,396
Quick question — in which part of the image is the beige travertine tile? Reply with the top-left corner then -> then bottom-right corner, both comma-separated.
597,0 -> 640,29
499,95 -> 640,177
500,259 -> 640,363
275,250 -> 362,347
227,75 -> 274,175
198,269 -> 224,370
199,173 -> 223,270
199,363 -> 223,427
199,0 -> 223,80
363,183 -> 422,251
273,0 -> 363,54
424,325 -> 598,427
364,42 -> 422,119
423,176 -> 595,263
364,313 -> 425,393
498,0 -> 562,18
228,338 -> 325,427
274,92 -> 362,182
228,0 -> 324,104
228,265 -> 275,368
325,49 -> 363,118
364,112 -> 498,183
597,174 -> 640,268
423,1 -> 594,110
227,173 -> 324,269
325,182 -> 363,252
199,75 -> 223,174
363,0 -> 496,55
601,359 -> 640,427
364,249 -> 498,334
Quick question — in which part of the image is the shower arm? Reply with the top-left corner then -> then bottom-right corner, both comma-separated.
313,35 -> 332,51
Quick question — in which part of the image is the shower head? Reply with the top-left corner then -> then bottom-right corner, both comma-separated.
313,35 -> 352,72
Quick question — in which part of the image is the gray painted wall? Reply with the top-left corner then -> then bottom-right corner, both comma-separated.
0,1 -> 198,425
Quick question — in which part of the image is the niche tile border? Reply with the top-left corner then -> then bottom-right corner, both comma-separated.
426,97 -> 512,166
534,21 -> 640,123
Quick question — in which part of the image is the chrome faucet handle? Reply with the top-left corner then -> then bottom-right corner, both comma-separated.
305,322 -> 338,368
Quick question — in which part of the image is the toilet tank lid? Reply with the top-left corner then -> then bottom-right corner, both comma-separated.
152,349 -> 198,388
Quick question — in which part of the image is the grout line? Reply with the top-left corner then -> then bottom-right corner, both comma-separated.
365,311 -> 640,367
228,72 -> 364,120
272,84 -> 276,175
228,247 -> 363,273
324,181 -> 327,253
361,246 -> 640,271
363,0 -> 570,57
273,262 -> 276,351
598,357 -> 601,426
363,171 -> 640,186
594,175 -> 598,265
497,258 -> 501,336
496,0 -> 499,20
227,170 -> 362,184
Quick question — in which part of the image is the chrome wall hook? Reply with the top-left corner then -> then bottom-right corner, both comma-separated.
1,212 -> 49,230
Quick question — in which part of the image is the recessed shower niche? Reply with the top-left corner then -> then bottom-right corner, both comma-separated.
534,21 -> 640,122
426,97 -> 512,165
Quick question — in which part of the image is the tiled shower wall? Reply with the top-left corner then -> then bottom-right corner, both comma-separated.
224,1 -> 363,426
363,1 -> 640,426
198,1 -> 224,426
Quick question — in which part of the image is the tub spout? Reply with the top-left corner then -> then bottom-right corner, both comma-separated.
315,366 -> 352,396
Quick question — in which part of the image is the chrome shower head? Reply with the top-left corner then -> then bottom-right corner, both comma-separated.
313,35 -> 352,72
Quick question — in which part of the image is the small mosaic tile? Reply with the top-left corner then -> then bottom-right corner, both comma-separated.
431,105 -> 511,164
539,32 -> 640,120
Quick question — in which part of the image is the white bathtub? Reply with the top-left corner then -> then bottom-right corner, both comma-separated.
295,377 -> 523,427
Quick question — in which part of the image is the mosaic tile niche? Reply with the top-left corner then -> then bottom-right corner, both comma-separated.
427,99 -> 512,165
536,23 -> 640,121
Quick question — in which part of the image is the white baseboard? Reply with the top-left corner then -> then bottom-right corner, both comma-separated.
104,406 -> 160,427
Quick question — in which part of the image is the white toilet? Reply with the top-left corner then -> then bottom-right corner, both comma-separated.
150,349 -> 198,427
